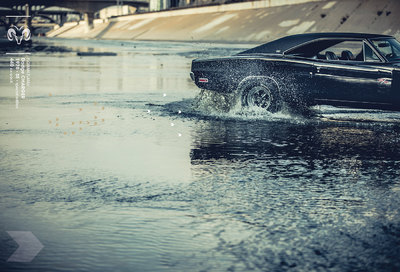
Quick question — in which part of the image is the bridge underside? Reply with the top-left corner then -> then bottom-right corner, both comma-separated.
0,0 -> 149,32
0,0 -> 148,13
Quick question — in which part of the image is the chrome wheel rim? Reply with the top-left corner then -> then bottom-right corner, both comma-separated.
246,85 -> 272,109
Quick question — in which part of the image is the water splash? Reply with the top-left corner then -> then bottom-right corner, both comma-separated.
191,89 -> 304,123
192,89 -> 235,113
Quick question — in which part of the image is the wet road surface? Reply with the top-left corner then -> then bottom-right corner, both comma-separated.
0,38 -> 400,271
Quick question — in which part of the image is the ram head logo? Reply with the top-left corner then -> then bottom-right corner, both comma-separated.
7,26 -> 31,45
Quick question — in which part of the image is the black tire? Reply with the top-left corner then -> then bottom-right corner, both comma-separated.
239,77 -> 282,113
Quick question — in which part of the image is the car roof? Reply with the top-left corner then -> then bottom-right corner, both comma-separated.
240,32 -> 394,54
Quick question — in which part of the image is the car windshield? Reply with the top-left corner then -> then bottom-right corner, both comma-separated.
371,38 -> 400,61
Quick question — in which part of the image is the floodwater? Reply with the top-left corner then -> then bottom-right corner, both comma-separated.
0,38 -> 400,272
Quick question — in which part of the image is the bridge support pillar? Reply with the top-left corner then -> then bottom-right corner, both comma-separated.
59,14 -> 67,27
24,3 -> 32,30
84,12 -> 94,32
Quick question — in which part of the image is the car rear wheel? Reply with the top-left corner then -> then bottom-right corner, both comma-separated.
240,77 -> 282,113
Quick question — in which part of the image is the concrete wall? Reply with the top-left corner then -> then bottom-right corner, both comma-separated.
47,0 -> 400,43
98,5 -> 136,19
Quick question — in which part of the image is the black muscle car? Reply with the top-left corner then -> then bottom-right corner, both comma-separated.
190,33 -> 400,112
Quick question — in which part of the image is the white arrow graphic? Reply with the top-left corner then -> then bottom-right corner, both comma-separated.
7,231 -> 44,262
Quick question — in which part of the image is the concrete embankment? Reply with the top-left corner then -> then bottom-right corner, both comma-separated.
47,0 -> 400,43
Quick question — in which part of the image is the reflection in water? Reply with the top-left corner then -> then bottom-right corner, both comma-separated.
187,119 -> 400,270
191,120 -> 400,161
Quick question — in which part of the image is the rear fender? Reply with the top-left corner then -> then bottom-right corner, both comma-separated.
236,76 -> 282,99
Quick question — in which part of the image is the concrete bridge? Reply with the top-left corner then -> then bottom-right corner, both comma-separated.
0,0 -> 149,30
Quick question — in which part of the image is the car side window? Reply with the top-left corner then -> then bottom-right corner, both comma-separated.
318,41 -> 363,61
364,42 -> 381,62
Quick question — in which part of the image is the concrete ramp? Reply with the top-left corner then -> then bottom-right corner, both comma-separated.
49,0 -> 400,42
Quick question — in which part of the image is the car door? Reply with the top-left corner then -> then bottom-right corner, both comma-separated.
313,41 -> 394,106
